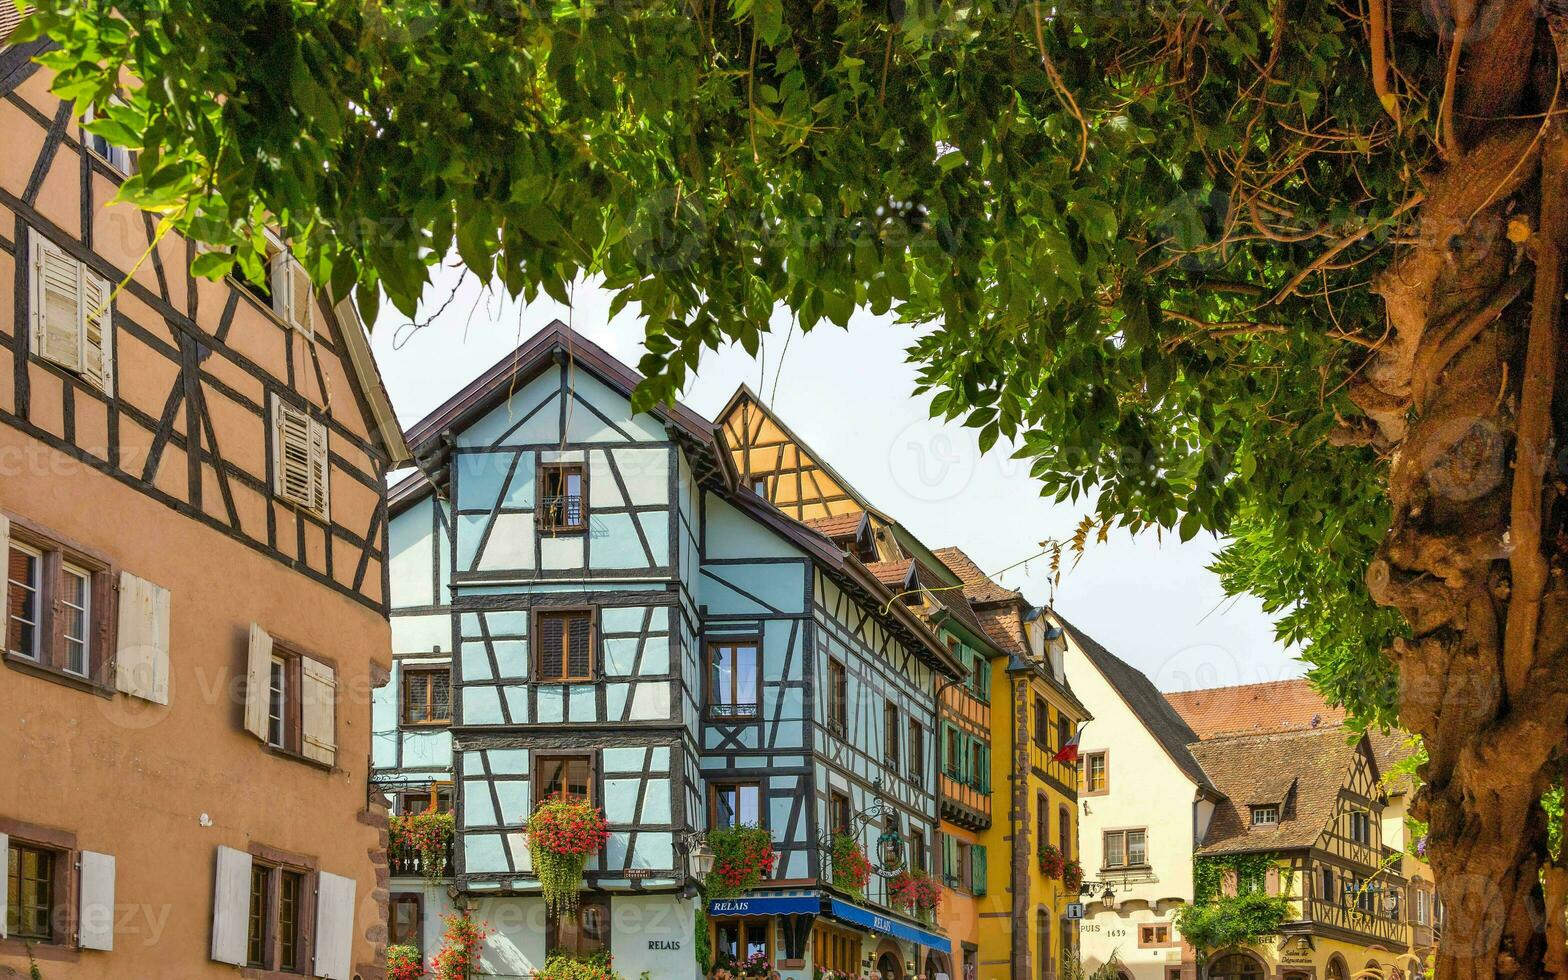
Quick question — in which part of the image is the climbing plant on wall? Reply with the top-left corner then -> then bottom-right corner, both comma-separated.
1177,855 -> 1291,961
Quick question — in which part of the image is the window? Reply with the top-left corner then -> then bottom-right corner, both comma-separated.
708,640 -> 760,719
909,828 -> 926,872
944,725 -> 962,778
1251,805 -> 1280,826
1103,829 -> 1147,869
547,895 -> 610,957
394,783 -> 454,815
247,859 -> 311,973
715,918 -> 770,964
1139,924 -> 1172,947
270,394 -> 330,518
29,233 -> 114,393
535,609 -> 595,682
1350,811 -> 1372,846
539,462 -> 587,532
536,753 -> 594,803
268,655 -> 291,748
908,720 -> 925,781
1034,697 -> 1049,748
7,542 -> 41,660
711,783 -> 762,829
1082,751 -> 1108,794
82,104 -> 134,173
826,659 -> 848,735
750,476 -> 768,497
955,841 -> 973,892
1320,867 -> 1337,902
1057,715 -> 1072,752
1037,795 -> 1049,854
402,666 -> 452,725
1059,806 -> 1072,859
5,527 -> 111,684
830,791 -> 852,834
970,740 -> 986,791
6,841 -> 57,942
273,251 -> 315,335
813,923 -> 860,975
884,701 -> 901,769
390,892 -> 424,955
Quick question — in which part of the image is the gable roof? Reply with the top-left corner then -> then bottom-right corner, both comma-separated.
1165,679 -> 1346,739
1189,725 -> 1371,855
930,546 -> 1019,605
388,319 -> 723,514
803,511 -> 870,540
1062,615 -> 1213,792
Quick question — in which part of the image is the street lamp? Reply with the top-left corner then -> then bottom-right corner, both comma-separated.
683,833 -> 716,880
1100,886 -> 1117,910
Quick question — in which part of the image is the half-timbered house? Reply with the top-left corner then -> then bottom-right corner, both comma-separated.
0,29 -> 408,980
373,323 -> 967,980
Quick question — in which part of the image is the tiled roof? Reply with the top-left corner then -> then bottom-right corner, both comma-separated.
1165,679 -> 1346,739
862,559 -> 913,588
1190,725 -> 1363,855
976,606 -> 1027,658
803,511 -> 867,540
1368,729 -> 1418,796
930,546 -> 1018,604
1061,615 -> 1213,791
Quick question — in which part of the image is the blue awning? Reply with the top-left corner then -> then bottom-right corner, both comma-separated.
708,895 -> 820,917
825,898 -> 951,953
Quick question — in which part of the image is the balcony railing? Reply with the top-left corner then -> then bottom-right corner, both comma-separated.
389,838 -> 455,879
708,702 -> 760,720
1306,898 -> 1407,947
539,494 -> 584,531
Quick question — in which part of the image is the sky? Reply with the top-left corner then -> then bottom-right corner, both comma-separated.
369,263 -> 1306,692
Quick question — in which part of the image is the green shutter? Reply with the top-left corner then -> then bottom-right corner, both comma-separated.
960,735 -> 973,784
972,844 -> 988,896
979,744 -> 991,793
941,833 -> 954,882
941,723 -> 953,774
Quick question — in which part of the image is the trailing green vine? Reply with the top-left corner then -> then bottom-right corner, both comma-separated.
694,906 -> 711,976
1178,855 -> 1291,961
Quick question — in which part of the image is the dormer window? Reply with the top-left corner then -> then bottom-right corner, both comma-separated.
1250,805 -> 1280,827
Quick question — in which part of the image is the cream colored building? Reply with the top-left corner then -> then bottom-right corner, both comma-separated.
1059,618 -> 1218,980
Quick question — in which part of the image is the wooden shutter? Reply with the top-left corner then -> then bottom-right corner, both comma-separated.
1265,866 -> 1281,897
313,871 -> 357,980
537,613 -> 564,680
243,623 -> 272,740
972,844 -> 987,897
270,252 -> 315,336
301,656 -> 337,765
307,413 -> 330,518
115,572 -> 171,704
566,612 -> 592,678
978,745 -> 990,793
78,851 -> 116,951
81,268 -> 113,393
1221,868 -> 1239,897
0,514 -> 10,634
0,831 -> 8,939
31,234 -> 85,372
210,845 -> 253,965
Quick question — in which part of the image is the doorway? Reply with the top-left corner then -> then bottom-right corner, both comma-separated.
876,949 -> 904,980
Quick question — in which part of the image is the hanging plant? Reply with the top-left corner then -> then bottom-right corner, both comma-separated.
830,834 -> 871,900
389,811 -> 456,884
1063,859 -> 1084,895
706,825 -> 777,899
387,943 -> 425,980
431,910 -> 492,980
1038,843 -> 1065,880
887,868 -> 942,920
527,797 -> 611,914
537,950 -> 624,980
712,950 -> 773,978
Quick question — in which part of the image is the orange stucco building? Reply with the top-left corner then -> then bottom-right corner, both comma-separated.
0,30 -> 407,980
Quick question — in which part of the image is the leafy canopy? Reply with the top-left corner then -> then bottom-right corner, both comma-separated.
15,0 -> 1438,722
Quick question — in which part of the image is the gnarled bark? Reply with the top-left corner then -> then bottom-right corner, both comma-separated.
1356,7 -> 1568,980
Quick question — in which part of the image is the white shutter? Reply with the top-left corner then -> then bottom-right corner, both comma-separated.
289,256 -> 314,337
81,268 -> 113,394
31,234 -> 85,372
308,414 -> 330,519
78,851 -> 116,951
0,832 -> 8,940
243,623 -> 272,740
115,572 -> 171,704
0,515 -> 10,639
300,656 -> 337,765
313,871 -> 356,980
272,394 -> 327,517
210,845 -> 252,965
270,251 -> 314,336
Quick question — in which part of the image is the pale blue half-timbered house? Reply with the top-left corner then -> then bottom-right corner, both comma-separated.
371,321 -> 963,980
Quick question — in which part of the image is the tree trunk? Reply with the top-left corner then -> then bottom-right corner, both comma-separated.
1354,10 -> 1568,978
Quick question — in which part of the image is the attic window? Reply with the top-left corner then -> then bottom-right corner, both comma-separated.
270,394 -> 330,518
1250,805 -> 1280,827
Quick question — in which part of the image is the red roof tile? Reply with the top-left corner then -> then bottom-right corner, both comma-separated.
803,512 -> 867,539
930,546 -> 1018,604
1165,679 -> 1346,739
862,559 -> 913,587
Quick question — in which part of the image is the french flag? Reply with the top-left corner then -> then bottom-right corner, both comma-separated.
1053,724 -> 1084,765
